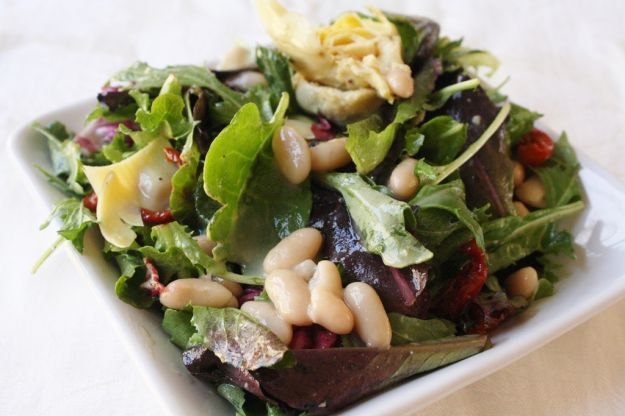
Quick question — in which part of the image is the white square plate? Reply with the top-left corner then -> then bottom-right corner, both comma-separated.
8,98 -> 625,416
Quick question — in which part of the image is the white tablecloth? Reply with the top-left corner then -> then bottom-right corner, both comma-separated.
2,1 -> 625,415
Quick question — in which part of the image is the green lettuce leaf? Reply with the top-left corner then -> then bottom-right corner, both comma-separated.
531,133 -> 582,208
33,122 -> 86,195
134,75 -> 191,138
506,103 -> 542,146
389,313 -> 456,345
203,94 -> 310,274
409,180 -> 484,248
419,116 -> 467,164
190,306 -> 288,371
255,46 -> 296,112
321,173 -> 433,268
434,37 -> 500,75
346,58 -> 440,174
162,308 -> 195,349
39,198 -> 96,252
485,201 -> 584,272
424,78 -> 480,111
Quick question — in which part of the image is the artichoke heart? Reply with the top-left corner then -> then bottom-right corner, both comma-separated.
255,0 -> 413,121
83,138 -> 177,248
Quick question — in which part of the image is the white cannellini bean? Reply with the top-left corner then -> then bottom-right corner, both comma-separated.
241,301 -> 293,344
263,227 -> 323,273
385,66 -> 414,98
265,269 -> 312,326
216,44 -> 254,71
309,138 -> 352,172
194,234 -> 217,256
515,176 -> 546,208
308,260 -> 342,297
225,71 -> 266,91
292,259 -> 317,281
388,158 -> 419,201
272,126 -> 311,185
208,275 -> 243,297
159,278 -> 235,310
505,266 -> 539,299
513,161 -> 526,187
343,282 -> 392,349
514,201 -> 530,218
308,288 -> 354,335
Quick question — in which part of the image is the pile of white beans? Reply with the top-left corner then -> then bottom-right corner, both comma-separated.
159,227 -> 392,349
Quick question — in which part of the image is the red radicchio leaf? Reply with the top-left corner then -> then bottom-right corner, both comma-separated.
311,117 -> 335,141
140,258 -> 164,297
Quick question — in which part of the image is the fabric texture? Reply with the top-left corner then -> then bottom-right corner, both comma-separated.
1,1 -> 624,415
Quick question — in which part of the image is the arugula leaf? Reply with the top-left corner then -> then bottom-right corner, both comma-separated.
485,201 -> 584,272
321,173 -> 433,268
531,133 -> 582,208
138,246 -> 196,281
506,103 -> 542,146
204,94 -> 310,274
134,75 -> 190,138
255,46 -> 295,111
217,384 -> 248,416
162,308 -> 195,349
410,180 -> 484,248
345,115 -> 399,174
386,15 -> 422,64
389,313 -> 456,345
148,221 -> 218,274
346,59 -> 441,174
34,197 -> 97,272
434,37 -> 500,75
109,62 -> 245,121
419,116 -> 467,164
190,307 -> 288,371
402,128 -> 424,157
424,78 -> 480,111
113,254 -> 153,309
40,198 -> 96,252
414,101 -> 511,186
33,122 -> 86,195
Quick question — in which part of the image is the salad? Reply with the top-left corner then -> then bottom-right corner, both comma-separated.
34,0 -> 585,414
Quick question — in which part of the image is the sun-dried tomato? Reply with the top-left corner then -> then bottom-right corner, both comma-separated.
83,192 -> 98,212
432,239 -> 488,320
311,117 -> 335,141
140,208 -> 174,225
516,128 -> 554,167
140,258 -> 164,297
164,147 -> 183,167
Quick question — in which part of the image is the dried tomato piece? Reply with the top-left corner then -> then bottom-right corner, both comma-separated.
311,117 -> 335,141
140,208 -> 174,225
83,192 -> 98,212
164,147 -> 183,167
516,128 -> 554,167
432,240 -> 488,320
140,258 -> 164,297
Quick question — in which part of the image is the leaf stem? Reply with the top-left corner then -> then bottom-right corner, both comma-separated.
434,100 -> 511,184
32,236 -> 65,273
